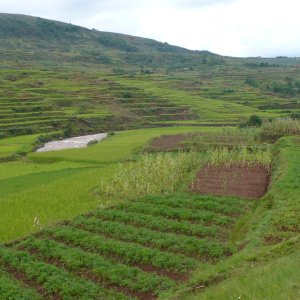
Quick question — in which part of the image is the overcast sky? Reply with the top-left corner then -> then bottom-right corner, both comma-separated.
1,0 -> 300,57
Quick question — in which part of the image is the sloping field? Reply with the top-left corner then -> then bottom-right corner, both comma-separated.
0,134 -> 299,300
0,194 -> 250,299
191,163 -> 270,198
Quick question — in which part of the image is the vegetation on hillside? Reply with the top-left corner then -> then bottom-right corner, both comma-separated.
0,13 -> 299,300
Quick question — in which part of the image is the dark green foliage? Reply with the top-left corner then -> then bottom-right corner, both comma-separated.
291,112 -> 300,120
43,226 -> 197,272
87,139 -> 98,146
117,201 -> 232,225
94,209 -> 218,237
97,33 -> 138,52
245,77 -> 259,87
19,237 -> 174,293
0,248 -> 129,299
0,268 -> 41,300
71,216 -> 229,258
240,115 -> 263,128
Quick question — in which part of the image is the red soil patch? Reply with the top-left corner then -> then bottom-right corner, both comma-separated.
149,134 -> 186,151
191,164 -> 270,199
263,234 -> 284,245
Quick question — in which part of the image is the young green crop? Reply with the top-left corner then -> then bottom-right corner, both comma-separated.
18,237 -> 174,294
0,268 -> 42,300
0,247 -> 130,300
117,201 -> 232,225
71,216 -> 229,258
43,226 -> 197,272
135,195 -> 249,215
94,208 -> 218,237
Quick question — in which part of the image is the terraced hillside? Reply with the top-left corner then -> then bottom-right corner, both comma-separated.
1,14 -> 300,142
1,64 -> 300,140
0,69 -> 199,138
0,13 -> 300,299
0,194 -> 250,299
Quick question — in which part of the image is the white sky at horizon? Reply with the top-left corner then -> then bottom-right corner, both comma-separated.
0,0 -> 300,57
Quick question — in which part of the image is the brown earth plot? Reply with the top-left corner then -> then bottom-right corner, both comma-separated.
191,164 -> 270,199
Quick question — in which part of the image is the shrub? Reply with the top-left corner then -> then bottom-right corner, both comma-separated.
240,115 -> 263,128
87,139 -> 98,147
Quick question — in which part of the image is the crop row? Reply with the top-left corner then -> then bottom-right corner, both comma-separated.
135,195 -> 249,215
94,208 -> 218,237
0,268 -> 41,300
0,247 -> 130,300
71,216 -> 230,258
117,202 -> 232,225
43,226 -> 197,272
18,237 -> 174,294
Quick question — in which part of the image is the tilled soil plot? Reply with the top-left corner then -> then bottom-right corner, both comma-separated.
191,164 -> 270,199
149,134 -> 187,151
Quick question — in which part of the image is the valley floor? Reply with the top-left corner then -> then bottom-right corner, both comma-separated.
0,126 -> 299,299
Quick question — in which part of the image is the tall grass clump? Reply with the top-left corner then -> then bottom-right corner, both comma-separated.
188,127 -> 261,148
262,117 -> 300,134
100,152 -> 201,200
210,127 -> 261,145
207,146 -> 272,168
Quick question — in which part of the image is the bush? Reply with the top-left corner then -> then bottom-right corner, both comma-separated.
87,140 -> 98,147
240,115 -> 263,128
291,112 -> 300,120
245,77 -> 258,87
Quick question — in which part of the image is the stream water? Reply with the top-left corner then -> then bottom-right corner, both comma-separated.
36,133 -> 108,152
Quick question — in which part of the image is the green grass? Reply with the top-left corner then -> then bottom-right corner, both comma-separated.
0,191 -> 248,299
18,237 -> 174,294
0,247 -> 129,300
0,165 -> 117,243
43,225 -> 197,272
0,133 -> 41,158
0,268 -> 41,300
162,136 -> 300,300
188,250 -> 300,300
0,126 -> 210,243
71,216 -> 229,258
28,127 -> 211,164
0,13 -> 299,299
0,135 -> 299,299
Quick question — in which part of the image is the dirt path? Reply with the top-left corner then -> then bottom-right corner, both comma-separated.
36,133 -> 108,152
191,164 -> 270,199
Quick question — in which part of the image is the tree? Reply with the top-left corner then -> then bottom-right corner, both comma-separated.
240,115 -> 263,128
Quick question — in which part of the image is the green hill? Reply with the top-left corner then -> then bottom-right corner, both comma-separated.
0,13 -> 299,300
0,13 -> 218,68
0,13 -> 299,141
